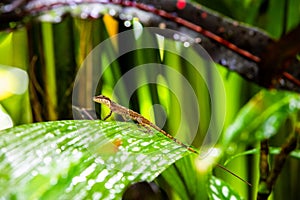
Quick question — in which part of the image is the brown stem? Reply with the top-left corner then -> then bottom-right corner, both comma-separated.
266,127 -> 299,191
257,127 -> 300,200
257,139 -> 270,200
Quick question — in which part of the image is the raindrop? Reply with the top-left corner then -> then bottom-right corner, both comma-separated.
183,36 -> 189,42
87,179 -> 96,190
215,179 -> 221,186
127,138 -> 134,143
220,59 -> 227,66
65,186 -> 72,193
55,149 -> 61,154
3,5 -> 13,12
159,23 -> 166,29
124,20 -> 131,27
92,192 -> 102,200
31,170 -> 38,176
104,181 -> 113,189
195,37 -> 202,43
212,194 -> 221,200
119,13 -> 126,20
50,143 -> 57,148
43,157 -> 52,165
96,169 -> 109,182
109,194 -> 116,199
151,156 -> 159,162
72,175 -> 86,185
109,9 -> 117,16
124,163 -> 133,171
183,41 -> 190,47
210,184 -> 218,193
249,30 -> 255,36
131,146 -> 141,152
80,12 -> 89,19
140,141 -> 150,146
36,150 -> 43,157
45,133 -> 54,139
230,196 -> 237,200
279,78 -> 285,85
127,175 -> 135,181
90,9 -> 100,18
222,186 -> 229,197
50,177 -> 58,185
173,33 -> 180,40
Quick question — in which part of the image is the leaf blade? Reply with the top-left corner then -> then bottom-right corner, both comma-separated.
0,120 -> 189,199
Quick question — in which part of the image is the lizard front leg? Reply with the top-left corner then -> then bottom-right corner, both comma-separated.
102,110 -> 112,120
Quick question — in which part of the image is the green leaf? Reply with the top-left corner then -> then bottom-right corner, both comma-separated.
0,64 -> 29,100
0,104 -> 13,130
208,176 -> 242,200
0,120 -> 189,199
222,90 -> 300,145
0,32 -> 9,45
270,148 -> 300,160
224,148 -> 300,166
160,155 -> 206,200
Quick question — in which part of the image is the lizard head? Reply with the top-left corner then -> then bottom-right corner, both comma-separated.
93,95 -> 111,107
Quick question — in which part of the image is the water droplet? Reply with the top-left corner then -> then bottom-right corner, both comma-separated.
230,195 -> 237,200
105,181 -> 113,189
212,193 -> 221,200
249,30 -> 255,36
131,146 -> 141,152
50,177 -> 58,185
140,141 -> 150,146
119,13 -> 126,20
209,185 -> 218,193
124,163 -> 133,171
124,20 -> 131,27
80,12 -> 89,19
215,179 -> 221,186
36,150 -> 43,157
127,138 -> 134,143
72,149 -> 79,155
109,9 -> 117,16
119,183 -> 125,189
96,169 -> 109,182
87,179 -> 96,190
55,149 -> 61,154
173,33 -> 180,40
183,41 -> 190,47
90,9 -> 100,18
45,133 -> 54,139
72,175 -> 86,185
195,37 -> 202,43
220,59 -> 227,66
2,148 -> 7,153
43,156 -> 52,165
159,23 -> 166,29
127,175 -> 135,181
92,192 -> 102,200
31,170 -> 38,176
222,186 -> 229,197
